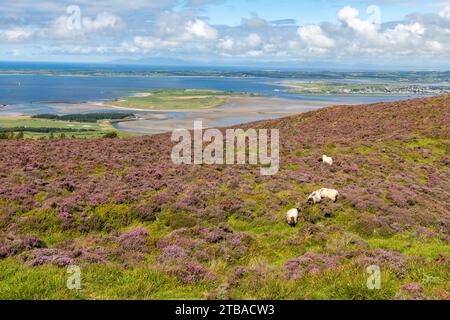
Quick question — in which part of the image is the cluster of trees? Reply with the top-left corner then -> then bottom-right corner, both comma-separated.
0,131 -> 76,140
32,113 -> 135,123
0,132 -> 24,139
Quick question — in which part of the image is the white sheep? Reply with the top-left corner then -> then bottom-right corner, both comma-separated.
307,188 -> 339,204
286,208 -> 299,226
319,155 -> 333,165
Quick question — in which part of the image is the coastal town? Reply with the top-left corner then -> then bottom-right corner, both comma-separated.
278,82 -> 450,96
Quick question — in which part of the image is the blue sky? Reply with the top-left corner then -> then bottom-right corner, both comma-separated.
203,0 -> 436,26
1,0 -> 449,68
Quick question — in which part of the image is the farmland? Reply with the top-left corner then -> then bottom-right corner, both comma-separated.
0,115 -> 132,139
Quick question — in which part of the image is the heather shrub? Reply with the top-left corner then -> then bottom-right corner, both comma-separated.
21,248 -> 74,267
0,95 -> 449,299
162,213 -> 198,230
396,282 -> 425,300
0,243 -> 17,258
156,239 -> 216,284
354,249 -> 411,277
283,252 -> 341,280
21,236 -> 45,249
84,204 -> 134,232
117,228 -> 149,253
131,203 -> 158,222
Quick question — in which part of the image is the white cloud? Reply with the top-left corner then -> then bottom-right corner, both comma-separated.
82,12 -> 123,31
42,12 -> 123,40
426,40 -> 443,51
337,6 -> 379,38
133,14 -> 218,51
217,33 -> 263,55
247,33 -> 262,47
0,28 -> 33,42
133,36 -> 178,50
439,6 -> 450,19
218,37 -> 235,51
297,25 -> 335,50
185,19 -> 218,40
3,2 -> 450,64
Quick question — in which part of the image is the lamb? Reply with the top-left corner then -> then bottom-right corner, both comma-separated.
307,188 -> 339,204
319,155 -> 333,165
286,208 -> 299,226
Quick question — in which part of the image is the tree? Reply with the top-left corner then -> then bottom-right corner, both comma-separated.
103,131 -> 118,139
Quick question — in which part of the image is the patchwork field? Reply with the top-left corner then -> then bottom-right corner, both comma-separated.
0,115 -> 131,139
0,95 -> 449,299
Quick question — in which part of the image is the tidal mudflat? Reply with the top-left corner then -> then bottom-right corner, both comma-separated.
106,95 -> 353,133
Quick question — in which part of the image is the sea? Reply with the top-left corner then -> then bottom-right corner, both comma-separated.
0,62 -> 424,132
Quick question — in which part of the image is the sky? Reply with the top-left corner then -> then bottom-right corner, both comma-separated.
1,0 -> 450,69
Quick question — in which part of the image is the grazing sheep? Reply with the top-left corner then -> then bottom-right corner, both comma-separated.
319,155 -> 333,165
286,208 -> 299,226
307,188 -> 339,204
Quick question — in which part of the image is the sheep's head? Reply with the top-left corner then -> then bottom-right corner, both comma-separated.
289,215 -> 298,226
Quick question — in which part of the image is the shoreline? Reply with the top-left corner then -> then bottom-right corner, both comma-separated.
97,95 -> 349,113
1,95 -> 360,135
108,96 -> 355,134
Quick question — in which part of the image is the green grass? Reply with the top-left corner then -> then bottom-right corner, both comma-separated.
108,89 -> 244,110
0,116 -> 134,139
0,258 -> 213,299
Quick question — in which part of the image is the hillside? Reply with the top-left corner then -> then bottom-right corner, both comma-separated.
0,95 -> 449,299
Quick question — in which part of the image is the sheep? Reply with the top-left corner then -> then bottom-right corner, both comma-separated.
319,155 -> 333,165
286,208 -> 299,226
307,188 -> 339,204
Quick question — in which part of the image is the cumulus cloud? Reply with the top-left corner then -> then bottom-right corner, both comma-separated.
439,5 -> 450,19
2,1 -> 450,64
185,19 -> 218,40
291,6 -> 449,58
297,25 -> 335,50
41,11 -> 123,41
82,12 -> 123,31
0,27 -> 34,42
133,13 -> 218,51
218,33 -> 263,54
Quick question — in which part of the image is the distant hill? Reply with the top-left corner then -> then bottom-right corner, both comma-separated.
0,95 -> 448,299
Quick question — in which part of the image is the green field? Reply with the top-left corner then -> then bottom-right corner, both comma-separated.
0,116 -> 131,139
108,89 -> 246,110
279,82 -> 397,94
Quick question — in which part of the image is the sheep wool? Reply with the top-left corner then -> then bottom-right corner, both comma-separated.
286,208 -> 299,226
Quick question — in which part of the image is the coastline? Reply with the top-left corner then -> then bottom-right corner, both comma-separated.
98,95 -> 349,113
107,96 -> 356,134
1,94 -> 360,135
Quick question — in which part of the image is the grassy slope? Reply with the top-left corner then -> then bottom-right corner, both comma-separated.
0,95 -> 449,300
108,89 -> 242,110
